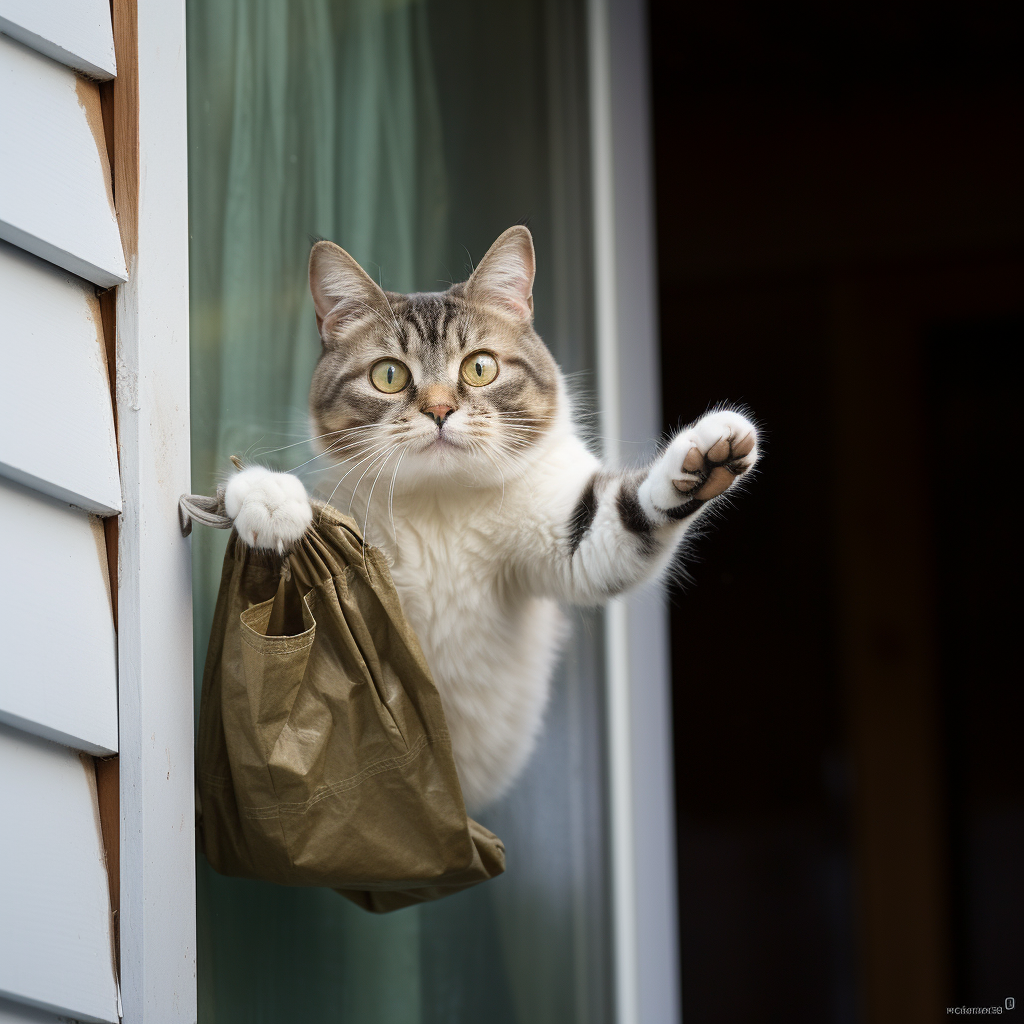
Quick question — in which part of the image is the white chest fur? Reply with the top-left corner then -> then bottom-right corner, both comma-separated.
384,484 -> 568,809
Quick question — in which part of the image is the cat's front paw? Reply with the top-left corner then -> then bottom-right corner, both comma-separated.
224,467 -> 313,553
645,410 -> 759,515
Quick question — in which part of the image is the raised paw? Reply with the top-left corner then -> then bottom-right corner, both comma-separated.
644,410 -> 759,516
224,466 -> 313,553
671,410 -> 758,501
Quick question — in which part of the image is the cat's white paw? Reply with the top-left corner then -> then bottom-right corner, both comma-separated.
645,410 -> 759,514
224,467 -> 312,553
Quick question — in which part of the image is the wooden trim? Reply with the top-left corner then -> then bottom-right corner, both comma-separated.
110,0 -> 138,264
95,755 -> 120,976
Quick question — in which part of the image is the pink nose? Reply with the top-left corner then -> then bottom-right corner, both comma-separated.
422,404 -> 455,426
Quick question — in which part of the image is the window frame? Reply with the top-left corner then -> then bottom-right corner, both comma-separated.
589,0 -> 681,1021
111,1 -> 197,1020
109,0 -> 677,1020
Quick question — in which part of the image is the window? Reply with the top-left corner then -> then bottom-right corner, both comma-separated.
187,2 -> 632,1020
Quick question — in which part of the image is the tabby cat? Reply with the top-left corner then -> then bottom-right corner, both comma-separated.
224,226 -> 759,808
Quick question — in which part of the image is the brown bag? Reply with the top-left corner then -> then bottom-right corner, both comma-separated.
183,496 -> 505,913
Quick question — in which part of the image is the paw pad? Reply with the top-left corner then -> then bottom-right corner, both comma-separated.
671,416 -> 758,503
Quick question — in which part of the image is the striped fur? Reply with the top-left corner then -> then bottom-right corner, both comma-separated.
225,227 -> 760,807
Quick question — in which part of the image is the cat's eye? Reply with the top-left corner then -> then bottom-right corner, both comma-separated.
369,359 -> 410,394
460,351 -> 498,387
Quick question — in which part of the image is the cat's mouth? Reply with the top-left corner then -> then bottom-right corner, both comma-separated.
423,430 -> 466,451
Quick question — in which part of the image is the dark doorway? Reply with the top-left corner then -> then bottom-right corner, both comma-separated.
648,2 -> 1024,1021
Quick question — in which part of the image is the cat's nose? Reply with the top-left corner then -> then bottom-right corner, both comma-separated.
422,404 -> 455,427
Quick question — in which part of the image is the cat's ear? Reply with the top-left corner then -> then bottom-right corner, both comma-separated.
309,241 -> 391,342
465,226 -> 535,321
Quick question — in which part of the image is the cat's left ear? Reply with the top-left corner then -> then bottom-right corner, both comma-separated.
465,226 -> 535,321
309,240 -> 392,342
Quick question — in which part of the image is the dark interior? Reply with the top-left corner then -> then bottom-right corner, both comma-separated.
649,2 -> 1024,1020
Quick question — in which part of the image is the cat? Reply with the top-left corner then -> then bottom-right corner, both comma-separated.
223,226 -> 759,809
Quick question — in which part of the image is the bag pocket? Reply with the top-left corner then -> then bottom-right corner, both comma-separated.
238,590 -> 316,748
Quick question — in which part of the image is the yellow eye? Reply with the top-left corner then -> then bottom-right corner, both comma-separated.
460,351 -> 498,387
369,359 -> 410,394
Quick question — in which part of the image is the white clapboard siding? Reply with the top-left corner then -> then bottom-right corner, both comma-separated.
0,725 -> 119,1024
0,993 -> 75,1024
0,34 -> 126,288
0,478 -> 117,755
0,242 -> 121,514
0,0 -> 115,80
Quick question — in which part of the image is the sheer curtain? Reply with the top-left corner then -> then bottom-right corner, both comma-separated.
188,1 -> 609,1020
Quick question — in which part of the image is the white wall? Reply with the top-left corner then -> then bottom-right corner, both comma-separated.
0,5 -> 125,1022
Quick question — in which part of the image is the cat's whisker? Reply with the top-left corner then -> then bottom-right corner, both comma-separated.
322,432 -> 386,455
326,441 -> 381,468
387,441 -> 412,547
493,423 -> 551,436
361,444 -> 402,575
347,443 -> 401,517
363,443 -> 401,539
304,436 -> 383,474
252,425 -> 379,459
287,432 -> 384,472
320,442 -> 392,515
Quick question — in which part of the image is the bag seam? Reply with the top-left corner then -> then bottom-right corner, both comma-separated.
238,629 -> 316,656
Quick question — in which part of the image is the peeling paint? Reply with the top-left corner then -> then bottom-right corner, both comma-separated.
74,76 -> 117,221
116,351 -> 141,411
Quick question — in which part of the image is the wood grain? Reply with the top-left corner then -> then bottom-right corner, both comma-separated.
111,0 -> 138,263
94,756 -> 120,976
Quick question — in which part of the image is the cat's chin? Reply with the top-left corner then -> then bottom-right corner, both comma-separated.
398,443 -> 510,491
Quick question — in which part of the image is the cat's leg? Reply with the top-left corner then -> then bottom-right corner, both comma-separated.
548,409 -> 758,603
224,466 -> 312,553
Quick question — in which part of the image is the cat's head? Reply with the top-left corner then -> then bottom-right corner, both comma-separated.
308,226 -> 563,489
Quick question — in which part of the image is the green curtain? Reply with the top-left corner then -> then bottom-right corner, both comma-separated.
189,4 -> 444,1021
188,0 -> 446,685
188,1 -> 610,1021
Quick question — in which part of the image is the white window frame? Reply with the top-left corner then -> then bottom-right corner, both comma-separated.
114,1 -> 196,1021
589,1 -> 682,1022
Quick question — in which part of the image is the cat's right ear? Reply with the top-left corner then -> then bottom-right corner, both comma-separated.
309,241 -> 391,344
